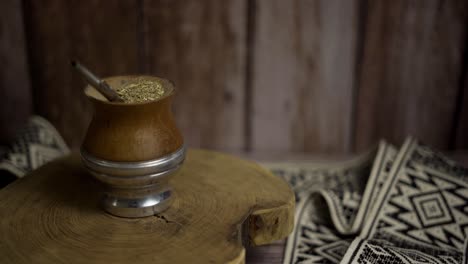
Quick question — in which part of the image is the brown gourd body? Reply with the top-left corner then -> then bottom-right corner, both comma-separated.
82,76 -> 183,162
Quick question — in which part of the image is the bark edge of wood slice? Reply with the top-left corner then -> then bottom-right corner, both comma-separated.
0,149 -> 294,264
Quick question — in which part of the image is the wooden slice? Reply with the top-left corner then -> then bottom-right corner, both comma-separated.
0,149 -> 294,263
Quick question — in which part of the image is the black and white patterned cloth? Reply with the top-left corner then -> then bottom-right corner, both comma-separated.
267,138 -> 468,264
0,116 -> 69,187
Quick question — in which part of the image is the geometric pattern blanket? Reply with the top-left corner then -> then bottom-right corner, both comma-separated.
266,138 -> 468,264
0,116 -> 69,188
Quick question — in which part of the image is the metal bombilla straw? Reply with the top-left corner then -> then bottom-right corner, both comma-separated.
71,60 -> 124,102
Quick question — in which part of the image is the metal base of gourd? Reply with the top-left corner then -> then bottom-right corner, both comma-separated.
80,146 -> 186,218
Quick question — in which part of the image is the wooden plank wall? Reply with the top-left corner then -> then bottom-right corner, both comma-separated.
141,0 -> 247,151
354,0 -> 468,151
22,0 -> 140,148
1,0 -> 468,154
456,63 -> 468,149
0,0 -> 32,144
251,0 -> 358,153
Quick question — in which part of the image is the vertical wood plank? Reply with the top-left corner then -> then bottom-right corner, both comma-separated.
455,63 -> 468,149
23,0 -> 140,148
0,0 -> 32,143
142,0 -> 247,151
251,0 -> 358,153
354,0 -> 468,151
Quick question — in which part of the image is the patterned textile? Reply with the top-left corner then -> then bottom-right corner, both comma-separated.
0,116 -> 69,185
270,138 -> 468,264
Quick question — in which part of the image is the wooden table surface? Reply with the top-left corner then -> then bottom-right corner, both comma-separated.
1,149 -> 467,264
242,152 -> 468,264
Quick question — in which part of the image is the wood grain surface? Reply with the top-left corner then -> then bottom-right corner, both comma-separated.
22,0 -> 140,148
0,149 -> 294,263
141,0 -> 247,152
455,62 -> 468,149
354,0 -> 468,151
2,0 -> 468,153
251,0 -> 358,154
0,0 -> 32,144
